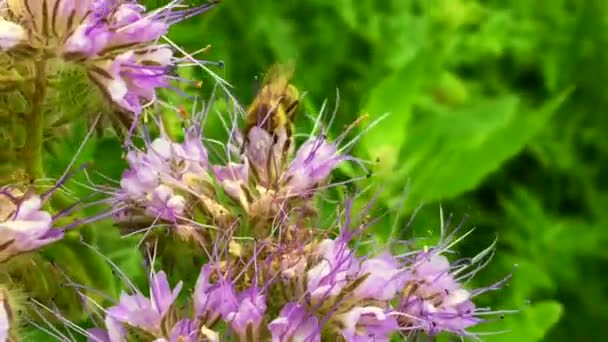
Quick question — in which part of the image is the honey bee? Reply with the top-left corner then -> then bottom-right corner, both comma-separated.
243,64 -> 300,144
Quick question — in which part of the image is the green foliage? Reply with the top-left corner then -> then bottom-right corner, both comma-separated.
483,301 -> 564,342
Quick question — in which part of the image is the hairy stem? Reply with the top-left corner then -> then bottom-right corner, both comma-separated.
23,60 -> 47,180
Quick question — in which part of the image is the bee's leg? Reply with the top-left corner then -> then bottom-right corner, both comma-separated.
240,128 -> 251,155
283,125 -> 292,154
272,132 -> 279,145
285,100 -> 300,121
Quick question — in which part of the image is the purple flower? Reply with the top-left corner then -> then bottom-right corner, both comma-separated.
86,328 -> 110,342
117,131 -> 210,222
166,319 -> 200,342
88,49 -> 171,113
396,253 -> 482,335
3,0 -> 217,114
282,136 -> 345,195
0,195 -> 63,261
106,270 -> 182,335
306,238 -> 359,301
268,303 -> 321,342
353,253 -> 406,301
223,286 -> 267,339
193,266 -> 238,323
337,306 -> 399,342
244,127 -> 289,187
242,126 -> 344,197
86,315 -> 126,342
213,162 -> 250,208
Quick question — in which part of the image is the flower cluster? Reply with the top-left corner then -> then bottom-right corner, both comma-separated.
98,68 -> 508,340
114,118 -> 348,241
0,0 -> 217,114
89,266 -> 269,342
80,205 -> 505,342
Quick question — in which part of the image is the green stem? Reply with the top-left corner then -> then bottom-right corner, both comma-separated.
23,60 -> 47,180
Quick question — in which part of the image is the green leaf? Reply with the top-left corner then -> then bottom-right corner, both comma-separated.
394,90 -> 569,208
359,56 -> 429,174
482,301 -> 563,342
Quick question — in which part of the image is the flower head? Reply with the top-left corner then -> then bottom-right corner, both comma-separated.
353,253 -> 405,301
396,252 -> 483,335
282,135 -> 346,196
116,128 -> 213,223
1,0 -> 218,113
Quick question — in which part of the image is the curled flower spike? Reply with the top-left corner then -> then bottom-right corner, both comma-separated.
1,0 -> 218,114
35,203 -> 508,341
0,190 -> 61,262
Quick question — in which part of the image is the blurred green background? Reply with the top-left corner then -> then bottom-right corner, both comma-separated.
37,0 -> 608,340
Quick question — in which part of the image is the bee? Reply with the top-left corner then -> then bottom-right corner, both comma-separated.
243,64 -> 300,145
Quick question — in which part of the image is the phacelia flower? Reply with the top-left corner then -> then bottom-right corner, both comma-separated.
396,252 -> 483,335
82,68 -> 509,342
243,126 -> 345,197
223,286 -> 267,340
194,265 -> 238,325
282,134 -> 346,196
105,270 -> 182,337
166,319 -> 207,342
305,237 -> 359,302
0,191 -> 62,262
211,125 -> 348,236
1,0 -> 217,113
353,253 -> 405,301
116,127 -> 215,223
337,306 -> 399,342
268,303 -> 321,342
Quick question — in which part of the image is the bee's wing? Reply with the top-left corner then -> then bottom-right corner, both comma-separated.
263,63 -> 295,94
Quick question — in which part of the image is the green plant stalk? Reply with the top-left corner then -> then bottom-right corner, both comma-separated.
23,60 -> 47,180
